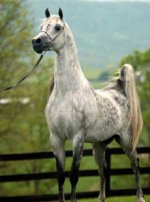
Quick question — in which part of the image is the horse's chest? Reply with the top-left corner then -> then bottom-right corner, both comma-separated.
45,96 -> 83,138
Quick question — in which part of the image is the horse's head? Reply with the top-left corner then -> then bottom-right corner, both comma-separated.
32,8 -> 65,54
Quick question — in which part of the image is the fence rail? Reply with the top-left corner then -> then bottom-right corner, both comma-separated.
0,147 -> 150,201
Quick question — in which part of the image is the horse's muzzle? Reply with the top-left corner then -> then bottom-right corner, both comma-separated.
32,38 -> 44,54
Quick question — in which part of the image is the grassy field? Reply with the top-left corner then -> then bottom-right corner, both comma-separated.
66,195 -> 150,202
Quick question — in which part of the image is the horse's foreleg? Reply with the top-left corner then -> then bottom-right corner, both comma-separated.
55,156 -> 65,202
50,134 -> 65,202
130,150 -> 145,202
70,134 -> 84,202
93,143 -> 107,202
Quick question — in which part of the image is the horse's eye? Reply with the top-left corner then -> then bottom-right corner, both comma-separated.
55,25 -> 61,32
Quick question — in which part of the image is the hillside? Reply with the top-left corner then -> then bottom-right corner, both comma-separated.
28,0 -> 150,69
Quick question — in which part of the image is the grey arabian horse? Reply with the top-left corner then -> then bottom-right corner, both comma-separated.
32,8 -> 144,202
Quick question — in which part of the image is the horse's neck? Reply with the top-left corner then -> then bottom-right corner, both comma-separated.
54,30 -> 88,95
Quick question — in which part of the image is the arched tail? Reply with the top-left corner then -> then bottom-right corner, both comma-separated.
120,64 -> 143,151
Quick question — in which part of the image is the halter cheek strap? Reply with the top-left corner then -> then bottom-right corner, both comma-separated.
41,30 -> 53,41
41,23 -> 65,42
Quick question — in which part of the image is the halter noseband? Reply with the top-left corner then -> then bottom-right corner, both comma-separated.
41,23 -> 65,43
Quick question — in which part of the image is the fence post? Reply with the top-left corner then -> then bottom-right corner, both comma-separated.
105,149 -> 111,197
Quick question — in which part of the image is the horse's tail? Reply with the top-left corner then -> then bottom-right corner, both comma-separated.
120,64 -> 143,151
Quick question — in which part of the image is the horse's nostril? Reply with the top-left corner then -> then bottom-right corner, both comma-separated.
32,38 -> 42,45
36,38 -> 42,44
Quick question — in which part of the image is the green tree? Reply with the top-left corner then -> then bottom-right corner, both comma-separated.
0,0 -> 33,84
0,0 -> 34,145
0,0 -> 56,195
120,49 -> 150,147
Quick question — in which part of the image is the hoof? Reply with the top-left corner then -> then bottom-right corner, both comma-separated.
99,199 -> 105,202
71,197 -> 76,202
99,197 -> 105,202
58,197 -> 65,202
137,197 -> 145,202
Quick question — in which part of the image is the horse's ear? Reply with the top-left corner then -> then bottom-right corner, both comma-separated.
58,8 -> 63,20
45,8 -> 50,18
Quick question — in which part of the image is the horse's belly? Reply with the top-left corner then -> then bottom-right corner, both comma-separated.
85,125 -> 117,143
85,111 -> 122,143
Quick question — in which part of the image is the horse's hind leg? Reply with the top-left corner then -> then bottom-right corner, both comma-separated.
116,136 -> 145,202
93,143 -> 107,202
130,150 -> 145,202
70,133 -> 84,202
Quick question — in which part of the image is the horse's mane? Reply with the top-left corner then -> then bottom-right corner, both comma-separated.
103,74 -> 125,93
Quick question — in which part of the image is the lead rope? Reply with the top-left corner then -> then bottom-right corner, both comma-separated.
0,51 -> 46,93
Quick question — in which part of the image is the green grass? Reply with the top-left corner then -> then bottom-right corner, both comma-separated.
66,195 -> 150,202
